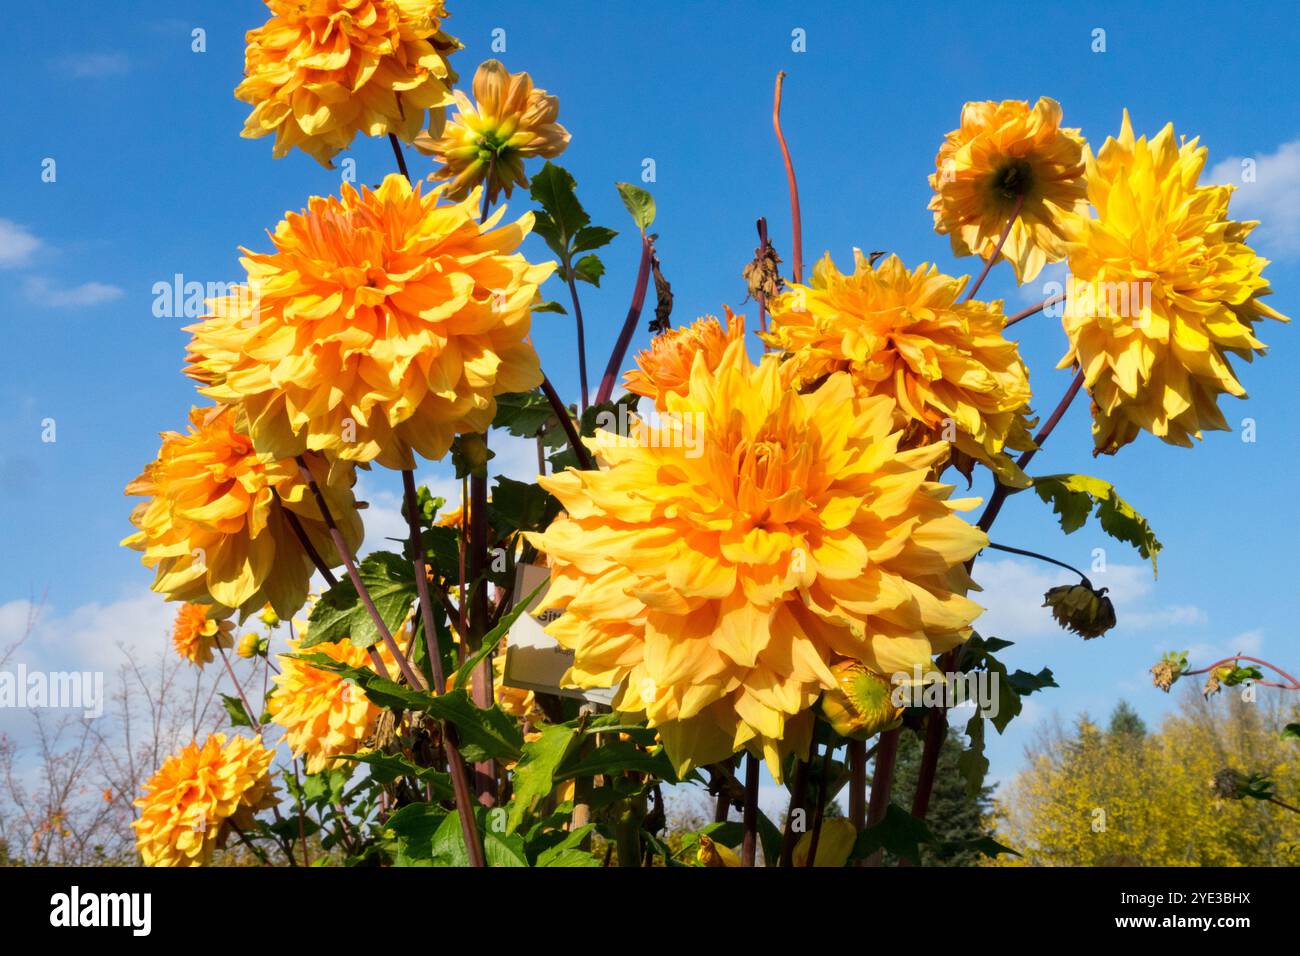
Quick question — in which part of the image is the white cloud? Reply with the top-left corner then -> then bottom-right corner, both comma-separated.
0,592 -> 172,678
24,276 -> 125,308
1210,138 -> 1300,257
1186,628 -> 1264,666
53,53 -> 130,79
972,557 -> 1205,642
0,219 -> 41,269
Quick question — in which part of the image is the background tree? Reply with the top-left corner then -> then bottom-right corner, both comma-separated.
994,688 -> 1300,865
889,725 -> 996,866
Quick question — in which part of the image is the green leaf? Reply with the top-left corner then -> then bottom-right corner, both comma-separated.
1008,667 -> 1058,697
493,389 -> 559,439
450,579 -> 546,692
573,253 -> 606,287
1283,723 -> 1300,742
1032,474 -> 1163,575
484,829 -> 530,867
488,476 -> 561,538
850,805 -> 935,865
383,803 -> 448,866
572,225 -> 618,254
220,694 -> 252,729
336,753 -> 452,799
557,739 -> 679,783
535,825 -> 600,867
530,162 -> 589,262
533,300 -> 568,315
428,808 -> 471,866
615,181 -> 656,231
423,690 -> 524,763
958,713 -> 989,798
305,551 -> 416,649
506,723 -> 581,832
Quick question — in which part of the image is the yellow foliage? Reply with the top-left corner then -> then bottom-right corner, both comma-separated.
993,689 -> 1300,865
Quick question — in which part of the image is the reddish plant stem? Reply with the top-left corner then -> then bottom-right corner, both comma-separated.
401,469 -> 486,867
1185,655 -> 1300,689
976,368 -> 1085,536
848,739 -> 867,830
861,727 -> 902,866
756,217 -> 771,339
294,456 -> 425,690
740,751 -> 760,867
965,192 -> 1025,303
772,72 -> 803,284
280,504 -> 338,588
216,644 -> 261,734
388,133 -> 411,182
1006,292 -> 1066,328
540,375 -> 594,469
595,232 -> 654,406
804,740 -> 833,867
911,368 -> 1087,822
566,275 -> 591,411
468,456 -> 497,805
778,758 -> 810,867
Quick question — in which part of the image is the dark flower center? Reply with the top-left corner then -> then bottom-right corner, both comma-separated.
990,158 -> 1034,201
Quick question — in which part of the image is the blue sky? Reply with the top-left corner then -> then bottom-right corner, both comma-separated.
1,0 -> 1297,790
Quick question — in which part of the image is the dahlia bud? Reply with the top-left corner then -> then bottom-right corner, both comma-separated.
819,661 -> 903,740
259,604 -> 280,628
792,818 -> 857,867
1202,667 -> 1230,698
236,633 -> 261,659
1043,582 -> 1116,639
696,835 -> 741,868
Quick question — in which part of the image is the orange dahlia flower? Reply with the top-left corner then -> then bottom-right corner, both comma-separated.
762,253 -> 1034,485
929,97 -> 1088,284
623,309 -> 746,412
186,175 -> 553,469
1059,112 -> 1289,453
171,603 -> 235,668
123,406 -> 363,619
414,59 -> 570,203
236,0 -> 461,167
269,632 -> 404,773
526,340 -> 986,778
132,733 -> 277,867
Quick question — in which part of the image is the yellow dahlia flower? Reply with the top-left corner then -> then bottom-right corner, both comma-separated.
763,253 -> 1034,484
236,0 -> 461,167
929,97 -> 1088,284
186,175 -> 553,469
132,733 -> 277,867
525,340 -> 986,778
269,631 -> 404,773
413,59 -> 570,203
623,309 -> 746,413
171,602 -> 235,668
1059,112 -> 1289,454
123,405 -> 363,619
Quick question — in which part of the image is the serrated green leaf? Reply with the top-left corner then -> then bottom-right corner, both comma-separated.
958,713 -> 989,798
573,253 -> 605,287
530,162 -> 589,260
850,805 -> 935,864
220,694 -> 252,728
506,723 -> 581,832
305,551 -> 416,649
572,225 -> 617,254
533,300 -> 568,314
1032,474 -> 1163,575
615,181 -> 656,230
557,739 -> 679,783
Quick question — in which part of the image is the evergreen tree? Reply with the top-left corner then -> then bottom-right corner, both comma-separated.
1107,700 -> 1147,739
888,725 -> 995,866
